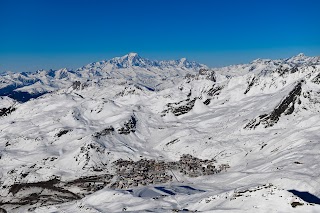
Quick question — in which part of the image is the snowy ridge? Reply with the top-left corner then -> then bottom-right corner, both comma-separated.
1,53 -> 320,212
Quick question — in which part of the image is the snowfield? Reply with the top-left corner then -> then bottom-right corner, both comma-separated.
1,53 -> 320,212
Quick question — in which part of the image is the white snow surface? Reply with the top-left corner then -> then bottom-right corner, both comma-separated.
1,53 -> 320,212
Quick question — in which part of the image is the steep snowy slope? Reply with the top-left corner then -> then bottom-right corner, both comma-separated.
1,54 -> 320,212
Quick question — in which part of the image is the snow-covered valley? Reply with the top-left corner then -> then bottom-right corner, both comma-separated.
1,53 -> 320,212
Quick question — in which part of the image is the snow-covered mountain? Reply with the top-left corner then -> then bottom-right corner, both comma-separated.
1,53 -> 320,212
0,53 -> 206,102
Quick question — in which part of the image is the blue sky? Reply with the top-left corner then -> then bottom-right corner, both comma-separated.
1,0 -> 320,72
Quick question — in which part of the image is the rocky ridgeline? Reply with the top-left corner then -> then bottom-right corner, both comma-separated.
162,98 -> 197,116
111,154 -> 230,189
244,81 -> 303,129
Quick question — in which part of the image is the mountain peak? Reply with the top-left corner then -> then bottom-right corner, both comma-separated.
179,57 -> 187,63
113,52 -> 150,68
127,52 -> 139,58
285,52 -> 309,64
296,53 -> 305,57
288,53 -> 307,60
122,52 -> 142,64
178,57 -> 190,67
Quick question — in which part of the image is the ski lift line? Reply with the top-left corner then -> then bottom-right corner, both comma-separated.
213,150 -> 226,161
170,168 -> 179,182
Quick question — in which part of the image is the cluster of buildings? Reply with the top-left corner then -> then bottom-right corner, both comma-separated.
110,154 -> 229,189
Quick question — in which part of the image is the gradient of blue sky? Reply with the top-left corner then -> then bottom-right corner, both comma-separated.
0,0 -> 319,72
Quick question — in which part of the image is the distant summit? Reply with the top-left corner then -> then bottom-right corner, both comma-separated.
0,53 -> 207,101
81,53 -> 205,70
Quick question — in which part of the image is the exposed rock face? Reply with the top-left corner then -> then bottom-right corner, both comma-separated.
201,84 -> 224,105
203,99 -> 211,105
199,68 -> 216,82
72,81 -> 88,90
207,85 -> 223,96
72,81 -> 82,90
311,73 -> 320,84
162,98 -> 196,116
244,76 -> 256,94
118,116 -> 137,134
93,126 -> 115,138
0,106 -> 16,117
245,81 -> 303,129
55,129 -> 71,138
275,66 -> 299,77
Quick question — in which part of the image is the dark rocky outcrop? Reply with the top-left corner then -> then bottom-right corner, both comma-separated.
0,106 -> 16,117
162,98 -> 196,116
93,126 -> 115,138
244,76 -> 256,94
245,81 -> 303,129
311,73 -> 320,84
207,85 -> 223,96
203,99 -> 211,105
118,116 -> 137,134
72,81 -> 81,90
199,68 -> 216,82
274,66 -> 298,77
55,129 -> 71,138
72,81 -> 89,90
202,85 -> 224,105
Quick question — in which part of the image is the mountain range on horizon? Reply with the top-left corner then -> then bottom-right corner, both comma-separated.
1,52 -> 319,102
